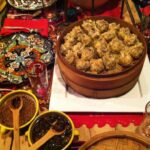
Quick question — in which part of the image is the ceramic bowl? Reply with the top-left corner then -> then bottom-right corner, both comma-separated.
28,110 -> 78,150
0,90 -> 39,133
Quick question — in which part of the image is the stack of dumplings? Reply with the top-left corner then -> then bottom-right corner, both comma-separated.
61,19 -> 144,75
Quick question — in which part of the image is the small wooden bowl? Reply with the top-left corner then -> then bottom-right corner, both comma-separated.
79,131 -> 150,149
56,16 -> 147,98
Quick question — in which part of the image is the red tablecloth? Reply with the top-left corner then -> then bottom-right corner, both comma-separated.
69,113 -> 145,128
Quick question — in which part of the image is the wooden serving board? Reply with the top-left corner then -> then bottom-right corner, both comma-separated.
79,131 -> 150,150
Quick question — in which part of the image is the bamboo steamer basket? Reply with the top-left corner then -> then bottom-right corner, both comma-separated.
56,16 -> 147,98
79,131 -> 150,150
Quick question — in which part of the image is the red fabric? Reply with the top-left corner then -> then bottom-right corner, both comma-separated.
142,5 -> 150,16
0,18 -> 49,37
68,0 -> 121,19
69,113 -> 145,128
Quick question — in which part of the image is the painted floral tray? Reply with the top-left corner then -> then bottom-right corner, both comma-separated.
7,0 -> 56,11
0,32 -> 54,85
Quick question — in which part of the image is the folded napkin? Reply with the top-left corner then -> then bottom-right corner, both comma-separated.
143,6 -> 150,16
0,18 -> 49,37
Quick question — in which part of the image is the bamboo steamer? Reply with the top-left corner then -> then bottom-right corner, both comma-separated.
56,16 -> 147,98
79,131 -> 150,150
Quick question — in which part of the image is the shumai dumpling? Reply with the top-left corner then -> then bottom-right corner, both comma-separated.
129,43 -> 144,59
77,33 -> 91,46
101,30 -> 116,42
109,38 -> 124,54
96,19 -> 109,33
61,42 -> 72,55
102,53 -> 117,70
81,47 -> 95,61
64,26 -> 84,45
109,22 -> 120,31
107,64 -> 123,74
119,51 -> 133,67
76,59 -> 90,71
82,20 -> 100,39
64,32 -> 78,46
64,26 -> 83,41
72,42 -> 84,58
124,34 -> 137,46
90,59 -> 104,74
118,27 -> 130,39
94,39 -> 108,57
65,50 -> 76,65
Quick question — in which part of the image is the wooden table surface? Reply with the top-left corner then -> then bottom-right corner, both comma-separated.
0,0 -> 149,149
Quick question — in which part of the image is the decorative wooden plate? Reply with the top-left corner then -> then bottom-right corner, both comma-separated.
79,131 -> 150,150
0,32 -> 54,85
7,0 -> 57,11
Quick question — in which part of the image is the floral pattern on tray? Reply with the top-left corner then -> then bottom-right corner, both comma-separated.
0,33 -> 54,84
7,0 -> 56,10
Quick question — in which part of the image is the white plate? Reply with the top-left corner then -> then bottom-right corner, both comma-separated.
49,55 -> 150,113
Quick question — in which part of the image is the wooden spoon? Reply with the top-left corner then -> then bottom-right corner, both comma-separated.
28,126 -> 66,150
9,97 -> 23,150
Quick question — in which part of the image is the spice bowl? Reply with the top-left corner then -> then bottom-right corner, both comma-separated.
27,110 -> 78,150
0,90 -> 39,134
